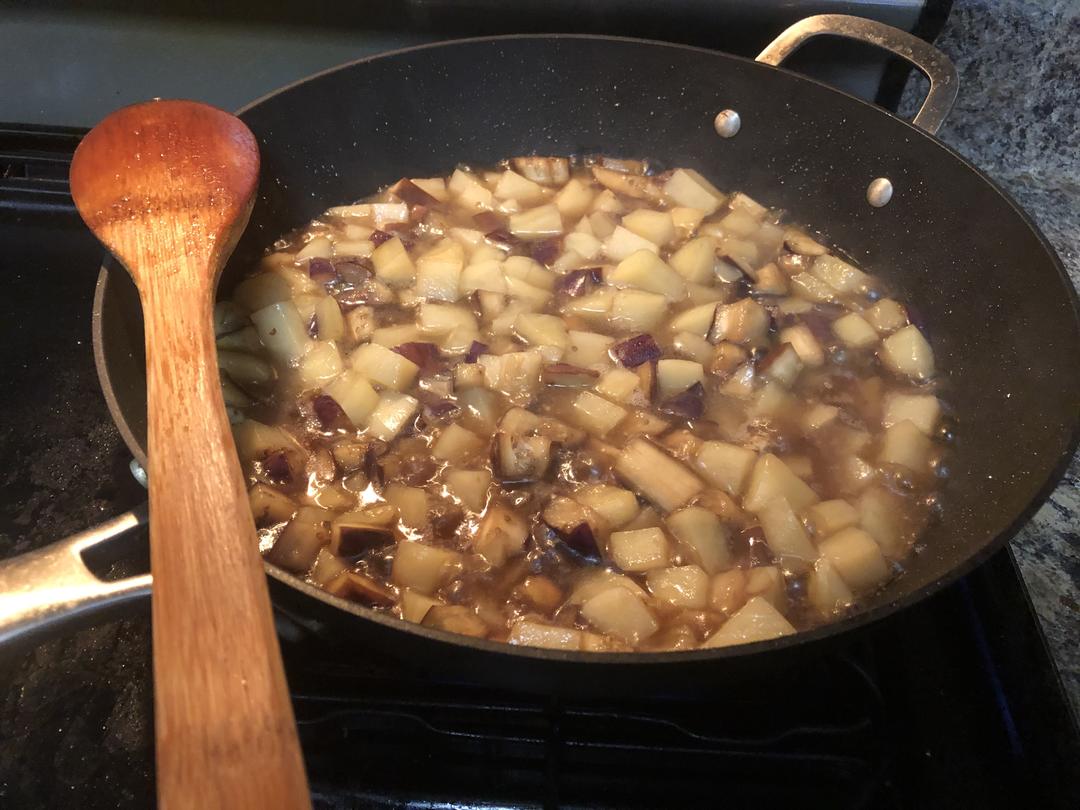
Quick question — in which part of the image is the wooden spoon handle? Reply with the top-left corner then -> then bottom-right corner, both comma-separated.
142,265 -> 311,809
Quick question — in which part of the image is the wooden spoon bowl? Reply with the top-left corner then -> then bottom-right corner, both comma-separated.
70,100 -> 311,810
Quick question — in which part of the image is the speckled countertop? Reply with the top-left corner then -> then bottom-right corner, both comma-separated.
910,0 -> 1080,711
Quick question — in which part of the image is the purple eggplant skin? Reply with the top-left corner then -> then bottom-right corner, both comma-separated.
658,382 -> 705,420
610,334 -> 662,368
561,522 -> 601,560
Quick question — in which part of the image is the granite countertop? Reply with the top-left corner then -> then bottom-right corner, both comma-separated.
908,0 -> 1080,711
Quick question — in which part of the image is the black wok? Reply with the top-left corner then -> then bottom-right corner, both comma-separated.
76,17 -> 1080,693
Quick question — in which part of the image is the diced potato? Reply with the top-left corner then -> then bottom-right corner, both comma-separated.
564,231 -> 602,260
217,350 -> 274,389
251,301 -> 313,365
248,483 -> 297,525
457,387 -> 501,434
880,325 -> 935,380
444,468 -> 492,512
811,255 -> 868,293
513,576 -> 564,612
694,441 -> 757,496
806,499 -> 859,537
878,419 -> 933,472
756,496 -> 818,575
554,177 -> 596,219
415,239 -> 465,302
494,169 -> 547,203
665,506 -> 732,574
313,296 -> 346,343
571,390 -> 628,436
418,302 -> 479,337
366,392 -> 419,441
515,312 -> 569,350
613,527 -> 669,570
883,393 -> 941,435
460,259 -> 507,294
432,423 -> 485,462
734,570 -> 781,616
371,236 -> 416,287
717,208 -> 761,238
778,324 -> 825,367
233,271 -> 292,311
509,204 -> 563,239
505,276 -> 553,307
817,527 -> 890,592
789,272 -> 836,303
344,306 -> 375,344
672,331 -> 713,364
670,206 -> 705,237
385,484 -> 428,527
663,168 -> 725,214
756,343 -> 803,388
509,621 -> 582,650
371,324 -> 422,347
589,209 -> 619,237
615,438 -> 704,512
580,586 -> 659,644
702,596 -> 796,648
391,541 -> 463,594
473,503 -> 528,566
801,403 -> 840,433
449,169 -> 494,210
610,290 -> 668,332
709,298 -> 769,346
322,370 -> 378,426
656,359 -> 705,398
856,486 -> 916,558
621,209 -> 676,246
574,484 -> 639,528
410,176 -> 448,202
400,588 -> 442,623
864,298 -> 908,333
595,367 -> 641,403
607,250 -> 686,301
550,336 -> 609,376
563,289 -> 614,322
603,226 -> 660,261
295,236 -> 333,261
309,547 -> 348,586
479,349 -> 543,401
742,454 -> 820,513
350,342 -> 419,391
832,313 -> 879,348
807,557 -> 855,617
647,565 -> 709,609
753,263 -> 788,296
267,506 -> 333,573
669,302 -> 719,337
297,341 -> 344,388
709,569 -> 748,615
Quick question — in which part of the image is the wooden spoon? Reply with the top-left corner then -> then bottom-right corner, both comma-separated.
70,100 -> 312,810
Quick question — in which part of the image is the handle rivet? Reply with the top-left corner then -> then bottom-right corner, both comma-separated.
713,109 -> 741,138
867,177 -> 894,207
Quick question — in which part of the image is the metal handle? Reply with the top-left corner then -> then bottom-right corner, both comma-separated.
757,14 -> 958,135
0,506 -> 151,645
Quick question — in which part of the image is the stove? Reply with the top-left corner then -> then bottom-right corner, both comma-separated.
1,18 -> 1079,810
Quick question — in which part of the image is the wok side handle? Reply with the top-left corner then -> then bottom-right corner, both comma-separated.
757,14 -> 958,135
0,506 -> 151,645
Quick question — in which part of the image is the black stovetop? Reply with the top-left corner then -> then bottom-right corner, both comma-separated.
0,123 -> 1077,809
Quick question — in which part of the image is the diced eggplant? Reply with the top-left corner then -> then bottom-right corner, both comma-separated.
495,432 -> 553,482
707,342 -> 750,378
591,165 -> 661,200
658,382 -> 706,420
422,605 -> 488,638
595,367 -> 641,403
671,331 -> 713,364
542,496 -> 602,558
570,391 -> 628,437
656,359 -> 705,399
267,506 -> 333,573
543,362 -> 600,387
512,156 -> 571,187
610,333 -> 662,368
508,621 -> 581,650
708,298 -> 769,346
573,484 -> 640,529
329,515 -> 396,559
474,503 -> 529,566
391,541 -> 463,594
248,483 -> 297,526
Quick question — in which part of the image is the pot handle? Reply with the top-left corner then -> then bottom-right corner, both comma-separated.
0,506 -> 151,645
757,14 -> 958,135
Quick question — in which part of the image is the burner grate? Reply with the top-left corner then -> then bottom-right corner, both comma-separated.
289,650 -> 895,810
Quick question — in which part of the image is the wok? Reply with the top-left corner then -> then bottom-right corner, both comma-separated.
3,15 -> 1078,694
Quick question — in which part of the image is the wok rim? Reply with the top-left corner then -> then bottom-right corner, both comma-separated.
90,32 -> 1080,666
